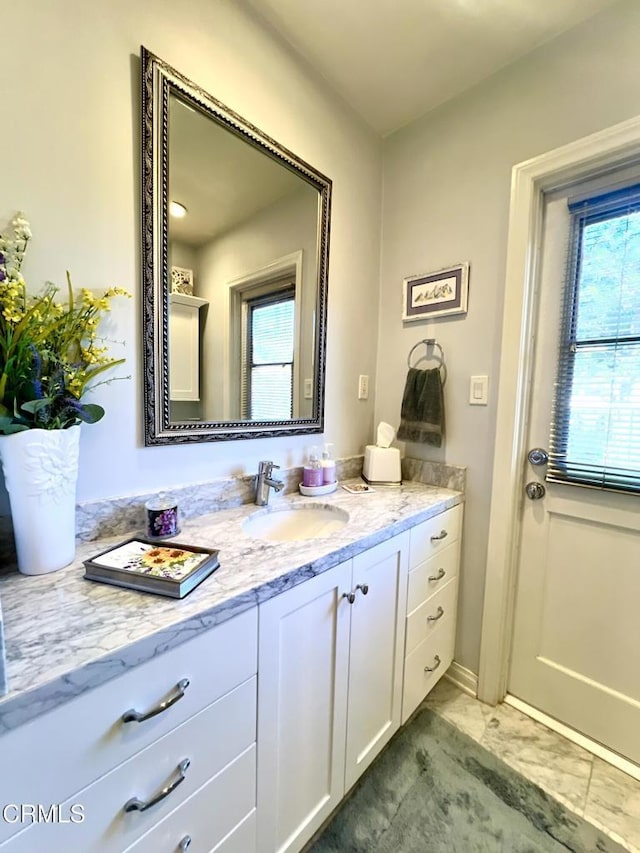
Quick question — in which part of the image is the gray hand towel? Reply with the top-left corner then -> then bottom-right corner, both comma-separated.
397,367 -> 445,447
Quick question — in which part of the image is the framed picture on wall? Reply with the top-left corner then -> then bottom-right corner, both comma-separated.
402,262 -> 469,321
171,266 -> 194,296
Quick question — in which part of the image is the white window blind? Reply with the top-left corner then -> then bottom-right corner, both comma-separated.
244,289 -> 294,421
548,185 -> 640,494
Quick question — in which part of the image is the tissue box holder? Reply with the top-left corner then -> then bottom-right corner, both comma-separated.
362,445 -> 402,485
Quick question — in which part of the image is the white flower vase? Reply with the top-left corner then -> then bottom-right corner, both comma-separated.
0,425 -> 80,575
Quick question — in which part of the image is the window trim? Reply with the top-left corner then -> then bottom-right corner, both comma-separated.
227,251 -> 303,421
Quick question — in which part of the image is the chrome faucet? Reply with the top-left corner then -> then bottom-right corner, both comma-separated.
255,461 -> 285,506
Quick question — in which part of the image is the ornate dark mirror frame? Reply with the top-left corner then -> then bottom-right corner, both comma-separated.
141,46 -> 332,445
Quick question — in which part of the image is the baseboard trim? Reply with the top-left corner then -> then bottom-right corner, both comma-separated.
505,694 -> 640,783
445,660 -> 478,697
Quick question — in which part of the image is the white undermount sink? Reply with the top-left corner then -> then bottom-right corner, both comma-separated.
242,503 -> 349,541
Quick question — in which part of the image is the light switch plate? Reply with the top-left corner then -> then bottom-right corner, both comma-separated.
358,375 -> 369,400
469,375 -> 489,405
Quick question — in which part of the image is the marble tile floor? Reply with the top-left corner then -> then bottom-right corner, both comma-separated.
425,679 -> 640,853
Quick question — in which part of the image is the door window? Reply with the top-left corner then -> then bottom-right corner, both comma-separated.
549,186 -> 640,493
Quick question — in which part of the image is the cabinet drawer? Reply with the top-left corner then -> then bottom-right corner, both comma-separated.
407,541 -> 460,613
211,810 -> 257,853
0,608 -> 257,845
405,577 -> 457,657
0,678 -> 257,853
409,504 -> 462,570
402,613 -> 456,724
124,748 -> 256,853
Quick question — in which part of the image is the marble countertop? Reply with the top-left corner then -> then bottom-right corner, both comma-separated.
0,480 -> 462,734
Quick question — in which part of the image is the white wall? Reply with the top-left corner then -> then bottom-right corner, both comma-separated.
168,241 -> 203,421
198,188 -> 318,421
377,0 -> 640,674
1,0 -> 381,502
7,0 -> 640,675
169,243 -> 199,277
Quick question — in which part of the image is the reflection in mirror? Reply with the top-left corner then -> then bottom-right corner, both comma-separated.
141,47 -> 331,445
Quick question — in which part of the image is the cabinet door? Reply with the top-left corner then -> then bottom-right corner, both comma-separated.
345,532 -> 409,790
257,561 -> 352,853
169,302 -> 200,401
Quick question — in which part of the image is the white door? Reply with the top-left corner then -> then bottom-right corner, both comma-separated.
508,189 -> 640,764
345,532 -> 408,790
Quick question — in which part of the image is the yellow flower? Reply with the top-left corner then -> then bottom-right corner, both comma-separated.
141,547 -> 190,568
0,213 -> 130,432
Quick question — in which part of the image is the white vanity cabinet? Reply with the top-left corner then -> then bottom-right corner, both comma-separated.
0,497 -> 463,853
0,608 -> 258,853
256,532 -> 409,853
169,293 -> 207,401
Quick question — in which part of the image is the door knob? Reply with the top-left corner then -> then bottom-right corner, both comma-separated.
525,481 -> 545,500
527,448 -> 548,466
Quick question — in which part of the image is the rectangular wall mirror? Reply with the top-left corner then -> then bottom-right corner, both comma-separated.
141,47 -> 332,445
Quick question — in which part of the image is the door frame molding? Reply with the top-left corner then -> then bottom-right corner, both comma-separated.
478,115 -> 640,705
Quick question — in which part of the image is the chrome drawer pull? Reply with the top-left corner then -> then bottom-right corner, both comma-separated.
122,679 -> 190,723
424,655 -> 441,673
342,591 -> 356,604
124,758 -> 190,812
428,568 -> 446,583
430,529 -> 448,542
427,606 -> 444,623
356,583 -> 369,596
179,836 -> 192,852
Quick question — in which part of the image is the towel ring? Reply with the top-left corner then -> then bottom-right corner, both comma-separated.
407,339 -> 447,386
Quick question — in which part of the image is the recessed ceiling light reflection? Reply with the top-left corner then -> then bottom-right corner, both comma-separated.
169,201 -> 188,218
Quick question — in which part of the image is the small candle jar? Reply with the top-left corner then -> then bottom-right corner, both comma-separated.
145,496 -> 180,539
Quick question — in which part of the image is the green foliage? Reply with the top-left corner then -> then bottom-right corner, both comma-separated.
0,214 -> 130,434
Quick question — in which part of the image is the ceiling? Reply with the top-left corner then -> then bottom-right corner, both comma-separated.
169,95 -> 314,246
246,0 -> 620,136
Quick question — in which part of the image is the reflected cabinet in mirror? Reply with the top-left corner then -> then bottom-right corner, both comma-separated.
141,47 -> 332,444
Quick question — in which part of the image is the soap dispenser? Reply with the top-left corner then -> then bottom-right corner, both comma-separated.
321,443 -> 336,485
302,446 -> 324,487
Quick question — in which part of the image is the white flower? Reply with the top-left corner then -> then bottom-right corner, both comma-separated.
11,213 -> 32,241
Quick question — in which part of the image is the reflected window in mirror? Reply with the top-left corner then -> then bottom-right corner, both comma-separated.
243,285 -> 295,421
141,47 -> 331,444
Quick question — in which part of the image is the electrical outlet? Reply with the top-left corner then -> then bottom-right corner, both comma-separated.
304,378 -> 313,399
358,374 -> 369,400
